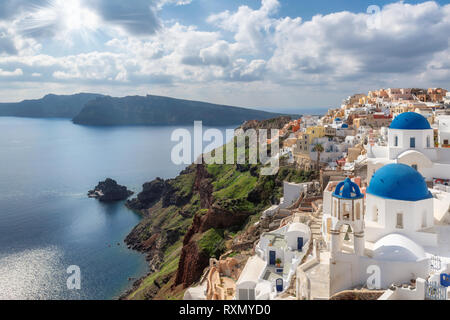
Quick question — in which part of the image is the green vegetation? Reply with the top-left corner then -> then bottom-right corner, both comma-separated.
126,129 -> 318,299
213,171 -> 258,201
197,229 -> 226,258
171,171 -> 196,200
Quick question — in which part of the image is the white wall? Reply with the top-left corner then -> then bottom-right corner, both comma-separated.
280,182 -> 305,209
330,253 -> 429,296
388,128 -> 435,160
432,190 -> 450,224
365,195 -> 437,247
378,278 -> 426,300
286,229 -> 311,250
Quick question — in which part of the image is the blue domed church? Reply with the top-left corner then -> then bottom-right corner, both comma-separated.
321,165 -> 438,295
364,163 -> 437,247
367,112 -> 450,186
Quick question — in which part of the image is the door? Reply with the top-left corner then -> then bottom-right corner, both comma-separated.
297,237 -> 304,251
269,251 -> 276,265
276,279 -> 283,292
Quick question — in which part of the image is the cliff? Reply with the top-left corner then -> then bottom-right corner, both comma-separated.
122,117 -> 316,300
72,94 -> 289,126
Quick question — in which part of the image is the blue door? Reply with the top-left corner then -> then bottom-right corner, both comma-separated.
441,273 -> 450,287
269,251 -> 276,265
297,237 -> 304,251
276,279 -> 283,292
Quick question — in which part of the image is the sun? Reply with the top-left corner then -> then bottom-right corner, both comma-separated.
60,0 -> 99,32
21,0 -> 100,41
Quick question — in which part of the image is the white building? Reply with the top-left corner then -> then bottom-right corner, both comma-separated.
321,170 -> 433,295
444,92 -> 450,105
437,115 -> 450,147
368,112 -> 450,184
236,223 -> 311,300
365,163 -> 438,247
322,178 -> 366,257
309,137 -> 348,164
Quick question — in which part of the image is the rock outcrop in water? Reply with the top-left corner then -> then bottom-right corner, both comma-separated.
88,178 -> 133,202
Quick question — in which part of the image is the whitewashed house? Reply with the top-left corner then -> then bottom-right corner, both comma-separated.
368,112 -> 450,183
236,223 -> 311,300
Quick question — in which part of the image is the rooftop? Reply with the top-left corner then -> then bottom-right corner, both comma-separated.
390,112 -> 431,130
367,164 -> 432,201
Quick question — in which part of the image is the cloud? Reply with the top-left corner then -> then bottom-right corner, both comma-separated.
0,0 -> 47,21
267,1 -> 450,87
156,0 -> 192,9
87,0 -> 161,35
207,0 -> 280,55
0,31 -> 18,55
0,68 -> 23,76
0,0 -> 449,108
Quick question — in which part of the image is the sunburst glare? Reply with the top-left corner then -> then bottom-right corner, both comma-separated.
18,0 -> 100,44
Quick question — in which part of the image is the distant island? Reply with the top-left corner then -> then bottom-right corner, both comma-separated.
0,93 -> 294,126
73,95 -> 290,126
0,93 -> 104,118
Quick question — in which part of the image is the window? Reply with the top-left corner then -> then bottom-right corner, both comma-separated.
445,139 -> 449,146
396,213 -> 403,229
412,164 -> 418,171
373,206 -> 379,223
343,203 -> 350,220
394,135 -> 398,147
410,137 -> 416,148
427,136 -> 431,148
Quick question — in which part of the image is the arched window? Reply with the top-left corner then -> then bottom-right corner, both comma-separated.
394,135 -> 398,147
427,136 -> 431,148
343,203 -> 350,221
396,213 -> 403,229
410,137 -> 416,148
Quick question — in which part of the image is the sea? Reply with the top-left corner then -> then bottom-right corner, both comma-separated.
0,117 -> 235,300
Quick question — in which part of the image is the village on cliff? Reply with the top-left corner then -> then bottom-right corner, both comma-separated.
183,87 -> 450,301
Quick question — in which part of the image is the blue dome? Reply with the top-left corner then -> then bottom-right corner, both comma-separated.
335,118 -> 342,122
333,178 -> 363,199
367,164 -> 432,201
390,112 -> 431,130
341,123 -> 349,128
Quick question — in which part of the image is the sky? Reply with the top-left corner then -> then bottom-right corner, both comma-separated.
0,0 -> 449,111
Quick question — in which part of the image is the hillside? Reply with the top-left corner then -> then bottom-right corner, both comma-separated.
0,93 -> 103,118
72,95 -> 288,126
121,117 -> 318,300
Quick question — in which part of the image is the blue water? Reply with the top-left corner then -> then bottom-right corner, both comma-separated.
0,117 -> 235,300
